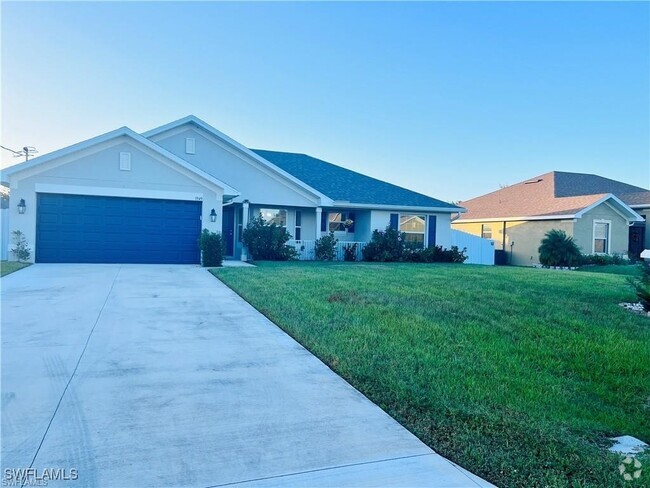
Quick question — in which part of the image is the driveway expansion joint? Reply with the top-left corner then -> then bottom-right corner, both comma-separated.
203,452 -> 484,488
26,265 -> 122,470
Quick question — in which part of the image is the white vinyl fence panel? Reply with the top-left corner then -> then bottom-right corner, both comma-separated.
1,208 -> 8,260
289,240 -> 367,261
450,229 -> 494,265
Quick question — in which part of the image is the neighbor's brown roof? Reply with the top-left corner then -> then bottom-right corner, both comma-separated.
458,171 -> 649,221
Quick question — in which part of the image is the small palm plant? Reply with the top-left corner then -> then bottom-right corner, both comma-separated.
538,229 -> 582,267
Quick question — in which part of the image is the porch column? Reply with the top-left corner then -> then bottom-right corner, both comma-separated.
315,207 -> 322,240
241,200 -> 250,262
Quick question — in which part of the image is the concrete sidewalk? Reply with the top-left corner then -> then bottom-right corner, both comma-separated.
1,264 -> 493,487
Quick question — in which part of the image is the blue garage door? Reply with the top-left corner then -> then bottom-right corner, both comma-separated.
36,193 -> 202,264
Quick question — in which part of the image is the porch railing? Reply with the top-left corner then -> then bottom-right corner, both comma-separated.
288,240 -> 367,261
287,235 -> 493,265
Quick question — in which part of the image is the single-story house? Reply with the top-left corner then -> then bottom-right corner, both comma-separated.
1,115 -> 463,264
451,171 -> 647,266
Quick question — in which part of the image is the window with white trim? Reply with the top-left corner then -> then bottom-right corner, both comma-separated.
328,212 -> 353,233
481,224 -> 493,240
295,211 -> 302,240
593,220 -> 610,254
259,208 -> 287,227
400,214 -> 426,247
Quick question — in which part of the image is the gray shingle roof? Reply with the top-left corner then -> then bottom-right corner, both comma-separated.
252,149 -> 460,210
553,171 -> 648,201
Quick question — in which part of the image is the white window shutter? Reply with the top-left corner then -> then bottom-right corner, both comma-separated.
119,152 -> 131,171
185,138 -> 196,154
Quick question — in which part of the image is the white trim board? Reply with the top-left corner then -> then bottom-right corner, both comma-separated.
34,184 -> 206,202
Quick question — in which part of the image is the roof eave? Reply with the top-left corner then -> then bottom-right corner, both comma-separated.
574,193 -> 644,222
333,202 -> 466,213
456,214 -> 577,223
1,126 -> 240,198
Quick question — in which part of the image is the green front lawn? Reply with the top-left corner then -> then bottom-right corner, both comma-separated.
0,261 -> 30,277
577,264 -> 642,277
212,262 -> 650,487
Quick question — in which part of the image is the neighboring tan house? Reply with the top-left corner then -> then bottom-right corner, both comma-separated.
452,171 -> 647,266
1,115 -> 462,264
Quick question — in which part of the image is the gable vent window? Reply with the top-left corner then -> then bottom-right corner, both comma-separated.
119,152 -> 131,171
185,138 -> 196,154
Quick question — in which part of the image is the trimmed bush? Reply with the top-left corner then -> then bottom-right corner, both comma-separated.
406,245 -> 468,263
315,232 -> 338,261
362,227 -> 406,262
581,253 -> 631,266
199,229 -> 224,267
538,229 -> 582,267
242,216 -> 297,261
362,226 -> 467,264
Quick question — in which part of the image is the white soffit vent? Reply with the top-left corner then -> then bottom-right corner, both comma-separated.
119,152 -> 132,171
185,137 -> 196,154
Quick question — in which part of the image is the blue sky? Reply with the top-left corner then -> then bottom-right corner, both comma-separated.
2,1 -> 648,201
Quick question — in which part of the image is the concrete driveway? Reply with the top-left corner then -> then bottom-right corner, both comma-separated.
1,264 -> 492,487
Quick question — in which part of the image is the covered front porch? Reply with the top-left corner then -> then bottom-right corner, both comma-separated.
221,202 -> 445,261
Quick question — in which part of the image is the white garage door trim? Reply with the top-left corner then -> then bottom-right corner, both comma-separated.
35,183 -> 205,202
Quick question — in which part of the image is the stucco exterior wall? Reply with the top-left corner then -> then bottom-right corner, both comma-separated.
453,219 -> 575,266
150,127 -> 319,208
352,210 -> 372,242
435,213 -> 452,249
453,201 -> 633,266
572,203 -> 629,255
7,138 -> 223,262
506,220 -> 574,266
370,210 -> 452,249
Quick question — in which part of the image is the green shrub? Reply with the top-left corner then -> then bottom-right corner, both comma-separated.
362,227 -> 406,262
198,229 -> 224,267
538,229 -> 582,267
581,253 -> 630,266
315,232 -> 338,261
628,261 -> 650,311
406,245 -> 468,263
343,243 -> 358,262
10,230 -> 31,262
362,227 -> 467,264
242,216 -> 297,261
582,254 -> 613,266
